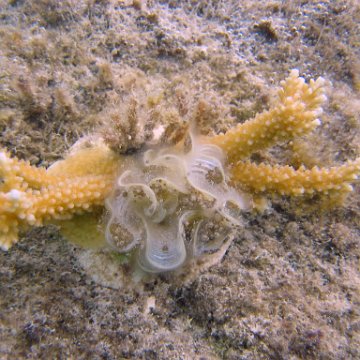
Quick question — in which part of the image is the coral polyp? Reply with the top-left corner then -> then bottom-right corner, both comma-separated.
106,135 -> 248,272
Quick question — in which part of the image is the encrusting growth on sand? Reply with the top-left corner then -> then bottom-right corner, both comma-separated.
1,71 -> 359,268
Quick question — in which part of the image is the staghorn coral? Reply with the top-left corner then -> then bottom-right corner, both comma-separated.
0,139 -> 119,250
209,70 -> 360,196
210,70 -> 326,162
231,160 -> 360,196
0,70 -> 359,273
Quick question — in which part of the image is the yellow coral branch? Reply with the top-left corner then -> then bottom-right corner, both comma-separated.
230,159 -> 360,195
0,214 -> 19,250
47,142 -> 119,178
0,141 -> 120,250
209,70 -> 326,163
0,150 -> 55,191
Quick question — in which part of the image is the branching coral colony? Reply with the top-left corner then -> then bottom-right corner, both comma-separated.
1,70 -> 359,272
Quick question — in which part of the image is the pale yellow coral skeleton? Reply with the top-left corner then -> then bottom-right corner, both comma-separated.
209,70 -> 360,195
1,70 -> 359,272
0,143 -> 119,249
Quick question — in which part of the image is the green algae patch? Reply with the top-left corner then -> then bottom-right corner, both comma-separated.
58,211 -> 106,249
